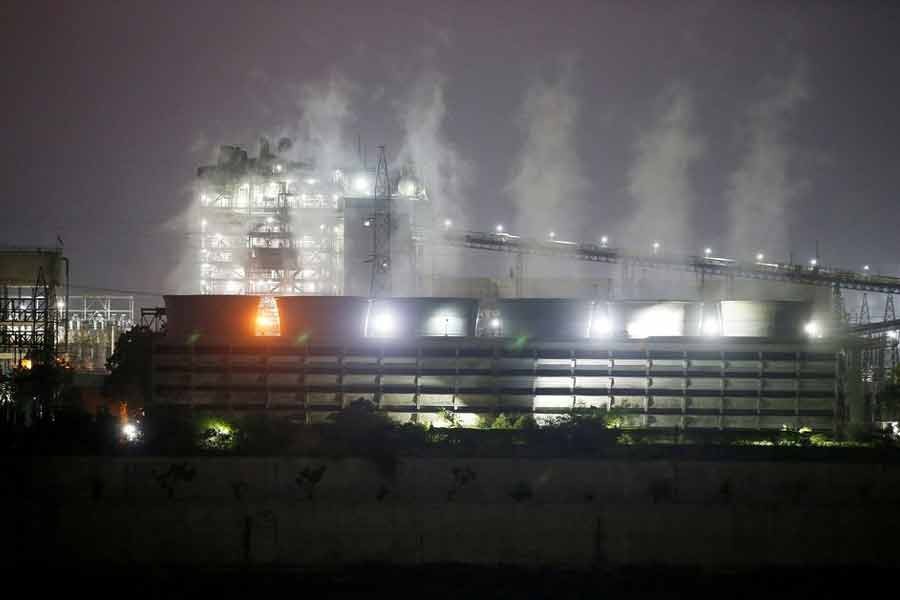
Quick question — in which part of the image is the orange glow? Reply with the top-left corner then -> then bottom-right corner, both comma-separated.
256,314 -> 273,329
19,358 -> 32,370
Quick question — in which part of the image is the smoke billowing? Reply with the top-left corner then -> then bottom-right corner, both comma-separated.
622,84 -> 704,254
726,63 -> 809,260
397,70 -> 471,223
506,63 -> 589,237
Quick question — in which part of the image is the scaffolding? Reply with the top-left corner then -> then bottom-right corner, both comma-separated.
195,140 -> 347,335
192,140 -> 436,332
0,279 -> 58,365
0,249 -> 65,367
196,141 -> 344,300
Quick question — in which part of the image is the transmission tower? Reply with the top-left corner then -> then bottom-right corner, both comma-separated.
368,146 -> 392,298
831,286 -> 847,325
858,293 -> 871,325
884,295 -> 896,322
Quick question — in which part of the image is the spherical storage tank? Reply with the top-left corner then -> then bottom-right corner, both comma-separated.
277,296 -> 369,342
164,295 -> 261,341
367,298 -> 479,338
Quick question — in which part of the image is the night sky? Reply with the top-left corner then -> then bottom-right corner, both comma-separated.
3,1 -> 900,305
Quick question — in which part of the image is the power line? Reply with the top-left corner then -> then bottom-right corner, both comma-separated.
67,284 -> 172,297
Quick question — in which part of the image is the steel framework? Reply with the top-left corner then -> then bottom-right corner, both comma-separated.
0,270 -> 58,364
196,142 -> 344,298
368,146 -> 392,298
443,230 -> 900,295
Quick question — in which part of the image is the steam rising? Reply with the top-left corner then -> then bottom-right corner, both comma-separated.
727,64 -> 809,260
506,64 -> 588,236
295,72 -> 356,170
398,70 -> 471,222
622,85 -> 704,254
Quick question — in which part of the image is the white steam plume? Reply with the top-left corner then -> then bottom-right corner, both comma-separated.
294,71 -> 357,170
506,64 -> 588,237
397,70 -> 471,223
622,84 -> 704,255
727,64 -> 809,260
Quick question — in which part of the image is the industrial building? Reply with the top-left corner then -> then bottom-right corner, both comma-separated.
193,140 -> 432,332
0,248 -> 135,382
163,139 -> 900,433
152,295 -> 846,431
0,248 -> 66,370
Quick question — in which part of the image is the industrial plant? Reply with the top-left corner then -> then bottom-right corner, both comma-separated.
2,139 -> 899,435
132,139 -> 900,435
193,138 -> 432,333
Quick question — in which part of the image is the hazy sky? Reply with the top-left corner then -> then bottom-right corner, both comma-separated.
2,1 -> 900,303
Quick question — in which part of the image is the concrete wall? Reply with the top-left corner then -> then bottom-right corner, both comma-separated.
6,456 -> 900,568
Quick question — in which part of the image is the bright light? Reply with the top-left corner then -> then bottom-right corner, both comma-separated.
122,423 -> 139,442
702,318 -> 720,336
864,264 -> 871,272
56,299 -> 65,310
275,164 -> 283,173
319,224 -> 326,231
398,178 -> 417,196
592,316 -> 612,336
352,174 -> 371,194
201,219 -> 207,229
626,305 -> 683,338
256,313 -> 273,329
363,219 -> 372,227
266,216 -> 274,224
489,318 -> 501,330
443,218 -> 453,229
704,247 -> 712,256
600,235 -> 609,246
652,241 -> 660,254
212,422 -> 232,436
887,330 -> 898,340
305,177 -> 318,185
549,231 -> 556,239
19,358 -> 32,370
428,313 -> 462,336
804,320 -> 822,338
495,224 -> 504,233
809,258 -> 818,266
372,312 -> 395,337
756,252 -> 765,262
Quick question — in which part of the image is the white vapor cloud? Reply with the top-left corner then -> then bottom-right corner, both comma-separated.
506,62 -> 589,237
622,84 -> 705,255
727,63 -> 809,260
294,71 -> 357,170
397,69 -> 471,222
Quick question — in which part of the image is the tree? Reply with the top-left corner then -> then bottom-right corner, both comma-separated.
6,352 -> 73,426
105,326 -> 154,410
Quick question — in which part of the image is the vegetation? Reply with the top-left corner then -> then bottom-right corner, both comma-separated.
0,351 -> 74,426
105,326 -> 155,407
2,397 -> 898,456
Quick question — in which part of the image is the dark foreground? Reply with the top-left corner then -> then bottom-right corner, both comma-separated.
17,565 -> 893,598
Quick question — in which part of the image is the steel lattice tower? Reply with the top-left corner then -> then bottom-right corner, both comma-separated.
368,146 -> 392,298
